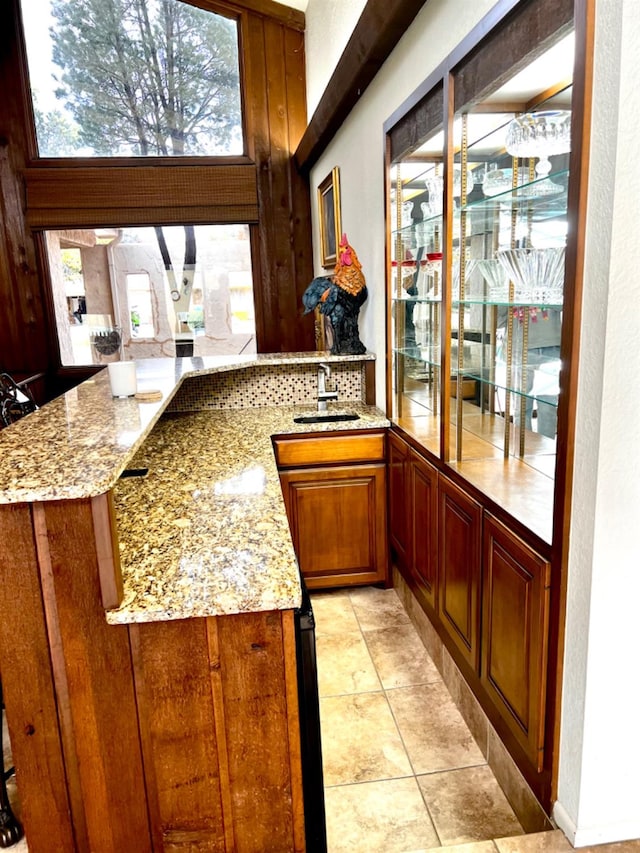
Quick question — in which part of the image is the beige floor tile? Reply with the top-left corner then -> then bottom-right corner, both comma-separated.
438,843 -> 498,853
324,777 -> 439,852
316,630 -> 381,696
494,830 -> 573,853
311,590 -> 361,636
349,586 -> 412,631
387,682 -> 486,774
418,766 -> 523,845
363,622 -> 442,689
579,844 -> 640,853
320,692 -> 412,786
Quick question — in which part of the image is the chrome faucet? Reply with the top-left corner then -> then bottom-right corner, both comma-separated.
317,363 -> 338,411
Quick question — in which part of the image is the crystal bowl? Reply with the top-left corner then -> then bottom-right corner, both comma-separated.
475,259 -> 510,300
496,247 -> 566,303
482,167 -> 526,197
505,110 -> 571,176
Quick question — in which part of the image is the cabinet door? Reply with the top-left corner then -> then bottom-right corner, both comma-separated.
279,464 -> 388,589
409,449 -> 438,612
481,514 -> 551,771
438,474 -> 482,672
388,431 -> 411,570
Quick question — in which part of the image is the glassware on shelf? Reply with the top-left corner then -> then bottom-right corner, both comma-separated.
481,165 -> 564,198
452,257 -> 479,301
453,165 -> 474,198
482,167 -> 526,197
424,165 -> 473,215
505,110 -> 571,177
496,247 -> 566,303
424,175 -> 443,216
476,259 -> 510,300
401,200 -> 414,227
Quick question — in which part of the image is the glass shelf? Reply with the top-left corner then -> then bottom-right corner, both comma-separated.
394,344 -> 441,367
453,365 -> 560,405
393,295 -> 442,304
459,169 -> 569,217
453,297 -> 563,309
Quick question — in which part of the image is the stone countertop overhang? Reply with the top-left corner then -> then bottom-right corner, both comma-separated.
0,352 -> 378,504
0,354 -> 388,623
108,402 -> 387,624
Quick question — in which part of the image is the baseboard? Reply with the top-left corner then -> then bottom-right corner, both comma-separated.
554,801 -> 640,848
552,801 -> 577,844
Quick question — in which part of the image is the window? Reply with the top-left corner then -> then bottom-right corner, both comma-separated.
127,274 -> 154,339
21,0 -> 243,158
46,225 -> 256,365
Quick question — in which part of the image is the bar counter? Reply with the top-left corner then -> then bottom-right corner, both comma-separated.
0,353 -> 387,852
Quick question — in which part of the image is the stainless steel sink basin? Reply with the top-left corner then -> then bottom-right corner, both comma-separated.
293,413 -> 361,425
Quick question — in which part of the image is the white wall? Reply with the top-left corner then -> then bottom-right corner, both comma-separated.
304,0 -> 367,115
553,0 -> 640,844
305,0 -> 497,405
304,0 -> 640,844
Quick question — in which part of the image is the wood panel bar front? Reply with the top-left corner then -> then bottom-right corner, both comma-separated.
130,618 -> 226,851
40,499 -> 152,853
0,503 -> 75,852
0,496 -> 306,852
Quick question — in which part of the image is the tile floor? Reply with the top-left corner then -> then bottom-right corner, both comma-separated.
313,585 -> 640,853
314,585 -> 523,851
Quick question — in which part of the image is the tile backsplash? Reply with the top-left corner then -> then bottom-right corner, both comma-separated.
167,362 -> 368,412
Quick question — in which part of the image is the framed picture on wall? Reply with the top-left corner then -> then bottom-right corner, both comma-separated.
317,167 -> 341,268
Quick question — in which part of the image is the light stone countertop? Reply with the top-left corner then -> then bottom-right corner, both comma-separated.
108,402 -> 387,624
0,352 -> 376,504
0,353 -> 387,623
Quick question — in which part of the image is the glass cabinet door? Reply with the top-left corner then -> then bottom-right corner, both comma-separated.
389,93 -> 445,457
449,36 -> 573,498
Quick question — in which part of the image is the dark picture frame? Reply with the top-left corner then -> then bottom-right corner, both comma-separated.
317,167 -> 341,268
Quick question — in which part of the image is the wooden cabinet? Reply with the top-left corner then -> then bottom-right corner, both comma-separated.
438,473 -> 482,673
409,449 -> 439,613
389,427 -> 554,795
275,431 -> 388,589
388,430 -> 411,570
388,432 -> 438,613
481,513 -> 551,771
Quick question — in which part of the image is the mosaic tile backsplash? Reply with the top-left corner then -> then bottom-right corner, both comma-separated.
168,362 -> 367,411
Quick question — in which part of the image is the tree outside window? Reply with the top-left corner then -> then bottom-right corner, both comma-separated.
21,0 -> 251,362
23,0 -> 243,158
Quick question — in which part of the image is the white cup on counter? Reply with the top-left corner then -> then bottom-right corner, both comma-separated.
107,361 -> 137,398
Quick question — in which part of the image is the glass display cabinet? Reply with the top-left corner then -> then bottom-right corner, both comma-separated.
451,83 -> 572,477
389,84 -> 445,457
384,0 -> 592,814
386,19 -> 577,542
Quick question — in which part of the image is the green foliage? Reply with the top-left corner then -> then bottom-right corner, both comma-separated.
60,248 -> 83,288
49,0 -> 242,156
34,104 -> 80,156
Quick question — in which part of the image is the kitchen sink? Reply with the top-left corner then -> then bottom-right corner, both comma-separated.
293,413 -> 361,425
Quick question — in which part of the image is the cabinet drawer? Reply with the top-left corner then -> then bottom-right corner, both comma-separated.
273,431 -> 385,468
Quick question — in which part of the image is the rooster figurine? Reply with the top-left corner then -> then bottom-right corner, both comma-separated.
302,234 -> 368,354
